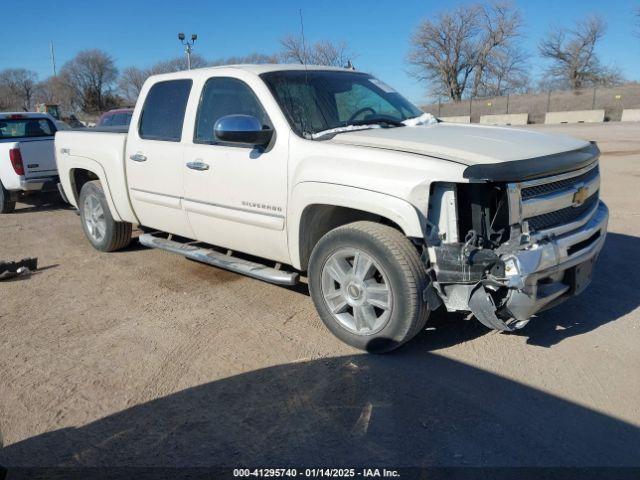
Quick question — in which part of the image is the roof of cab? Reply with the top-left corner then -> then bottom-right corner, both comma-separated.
147,63 -> 356,81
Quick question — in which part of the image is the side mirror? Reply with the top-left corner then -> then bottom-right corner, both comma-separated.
214,114 -> 273,147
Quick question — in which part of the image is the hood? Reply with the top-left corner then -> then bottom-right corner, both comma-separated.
328,122 -> 590,166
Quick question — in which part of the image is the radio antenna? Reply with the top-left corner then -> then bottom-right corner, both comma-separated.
299,9 -> 308,71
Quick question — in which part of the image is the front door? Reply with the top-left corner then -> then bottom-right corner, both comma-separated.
182,76 -> 290,263
125,78 -> 194,238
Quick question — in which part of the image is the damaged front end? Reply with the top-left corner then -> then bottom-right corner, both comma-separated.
425,148 -> 608,331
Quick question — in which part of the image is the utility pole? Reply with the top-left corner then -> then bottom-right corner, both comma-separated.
178,32 -> 197,70
50,41 -> 56,76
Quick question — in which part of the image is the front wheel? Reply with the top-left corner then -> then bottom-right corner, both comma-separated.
79,180 -> 132,252
308,221 -> 430,353
0,181 -> 16,213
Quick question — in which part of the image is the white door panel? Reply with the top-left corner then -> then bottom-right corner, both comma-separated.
183,143 -> 290,262
181,198 -> 284,230
130,187 -> 182,209
125,140 -> 193,237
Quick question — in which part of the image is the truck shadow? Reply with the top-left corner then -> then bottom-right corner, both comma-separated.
12,193 -> 70,214
0,351 -> 638,472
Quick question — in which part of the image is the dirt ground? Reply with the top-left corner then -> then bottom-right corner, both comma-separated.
0,122 -> 639,470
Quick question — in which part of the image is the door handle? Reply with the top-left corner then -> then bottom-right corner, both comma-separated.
186,160 -> 210,171
129,153 -> 147,162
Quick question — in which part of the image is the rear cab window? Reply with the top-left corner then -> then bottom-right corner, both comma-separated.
0,117 -> 56,139
139,79 -> 192,141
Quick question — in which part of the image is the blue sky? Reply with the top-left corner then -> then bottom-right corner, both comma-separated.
1,0 -> 638,103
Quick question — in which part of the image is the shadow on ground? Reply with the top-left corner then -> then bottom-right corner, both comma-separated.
11,193 -> 70,214
1,347 -> 639,470
515,232 -> 640,347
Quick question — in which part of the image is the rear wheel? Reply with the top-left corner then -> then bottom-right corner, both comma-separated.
308,221 -> 430,353
0,181 -> 16,213
79,180 -> 132,252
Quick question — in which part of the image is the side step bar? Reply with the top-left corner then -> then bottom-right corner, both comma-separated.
138,234 -> 299,286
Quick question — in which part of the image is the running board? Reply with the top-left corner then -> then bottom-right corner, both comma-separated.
138,233 -> 299,286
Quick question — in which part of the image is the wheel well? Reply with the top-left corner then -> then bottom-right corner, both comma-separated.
70,169 -> 100,203
298,204 -> 406,271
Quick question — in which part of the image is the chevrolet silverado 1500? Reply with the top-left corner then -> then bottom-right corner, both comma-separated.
55,65 -> 608,352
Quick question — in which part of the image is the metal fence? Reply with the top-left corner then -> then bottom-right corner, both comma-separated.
421,83 -> 640,123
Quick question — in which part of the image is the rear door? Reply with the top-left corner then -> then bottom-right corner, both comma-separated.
125,78 -> 195,237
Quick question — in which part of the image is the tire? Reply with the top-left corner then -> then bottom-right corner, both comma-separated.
308,221 -> 430,353
79,180 -> 132,252
0,181 -> 16,214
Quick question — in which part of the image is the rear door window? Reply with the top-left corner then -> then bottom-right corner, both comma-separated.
139,79 -> 192,141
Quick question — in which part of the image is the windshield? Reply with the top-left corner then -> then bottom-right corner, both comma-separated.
0,117 -> 56,139
260,70 -> 423,138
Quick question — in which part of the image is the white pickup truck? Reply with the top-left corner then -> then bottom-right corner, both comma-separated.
55,65 -> 608,352
0,112 -> 60,213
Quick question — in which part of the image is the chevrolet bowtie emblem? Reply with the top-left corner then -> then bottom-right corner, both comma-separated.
573,186 -> 589,206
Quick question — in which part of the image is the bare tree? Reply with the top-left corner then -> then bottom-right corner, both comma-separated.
34,75 -> 76,111
210,53 -> 279,66
538,16 -> 623,90
0,69 -> 38,111
635,6 -> 640,37
408,3 -> 525,101
470,3 -> 524,97
118,53 -> 278,103
280,35 -> 354,67
117,67 -> 149,103
60,49 -> 119,113
148,54 -> 209,75
480,45 -> 530,96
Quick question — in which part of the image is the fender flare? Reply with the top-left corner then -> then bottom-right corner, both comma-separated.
288,182 -> 425,270
65,157 -> 125,222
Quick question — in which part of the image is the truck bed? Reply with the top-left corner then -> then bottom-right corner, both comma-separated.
55,128 -> 137,224
70,126 -> 129,134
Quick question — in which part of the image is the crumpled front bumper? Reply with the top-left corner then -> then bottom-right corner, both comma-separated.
484,201 -> 609,328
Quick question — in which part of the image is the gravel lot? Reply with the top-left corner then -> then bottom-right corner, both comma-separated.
0,122 -> 639,469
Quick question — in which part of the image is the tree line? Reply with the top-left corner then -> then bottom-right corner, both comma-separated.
0,35 -> 353,116
0,2 -> 638,115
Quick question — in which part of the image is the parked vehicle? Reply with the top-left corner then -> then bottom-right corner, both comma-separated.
96,108 -> 134,128
55,65 -> 608,352
1,112 -> 59,213
35,103 -> 85,129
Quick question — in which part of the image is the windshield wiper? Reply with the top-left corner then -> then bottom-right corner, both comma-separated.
349,117 -> 406,127
311,117 -> 405,140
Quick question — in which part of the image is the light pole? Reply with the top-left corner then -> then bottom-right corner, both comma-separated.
178,32 -> 197,70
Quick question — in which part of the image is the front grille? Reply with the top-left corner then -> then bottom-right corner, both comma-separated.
527,193 -> 598,231
521,165 -> 599,199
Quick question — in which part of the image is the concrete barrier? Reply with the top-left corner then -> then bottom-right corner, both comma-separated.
439,115 -> 471,123
545,110 -> 605,124
621,109 -> 640,122
479,113 -> 529,126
